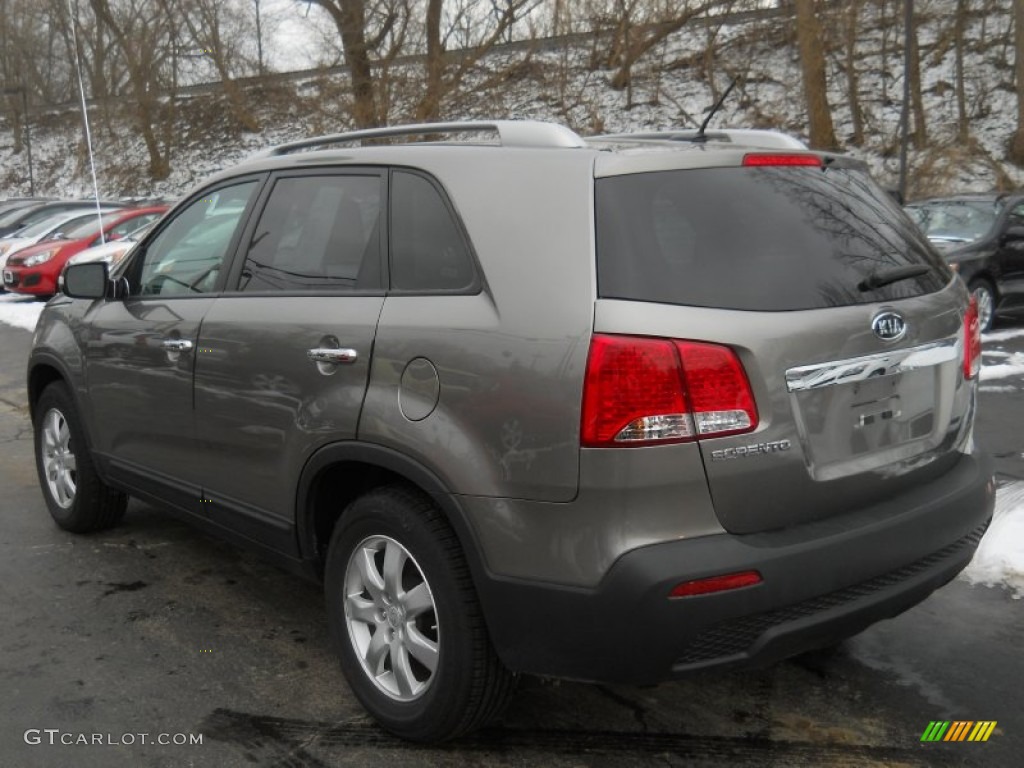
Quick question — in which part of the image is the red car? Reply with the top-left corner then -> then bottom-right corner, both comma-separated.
3,206 -> 167,297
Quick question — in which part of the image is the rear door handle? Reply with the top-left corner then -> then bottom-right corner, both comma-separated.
307,348 -> 358,364
162,339 -> 194,352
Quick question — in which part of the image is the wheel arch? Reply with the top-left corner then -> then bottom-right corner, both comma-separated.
27,357 -> 76,426
296,442 -> 490,585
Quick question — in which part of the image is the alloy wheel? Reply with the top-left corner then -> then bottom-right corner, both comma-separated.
972,284 -> 994,331
40,407 -> 76,509
344,535 -> 439,701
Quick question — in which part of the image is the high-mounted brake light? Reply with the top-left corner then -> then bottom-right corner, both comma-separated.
669,570 -> 763,598
963,296 -> 981,379
742,153 -> 822,167
580,335 -> 758,447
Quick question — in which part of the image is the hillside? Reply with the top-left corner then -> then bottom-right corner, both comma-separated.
1,1 -> 1021,202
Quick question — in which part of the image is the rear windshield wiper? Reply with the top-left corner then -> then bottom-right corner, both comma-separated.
858,264 -> 931,292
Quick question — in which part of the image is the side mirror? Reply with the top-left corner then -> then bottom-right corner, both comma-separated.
63,262 -> 109,299
1001,225 -> 1024,244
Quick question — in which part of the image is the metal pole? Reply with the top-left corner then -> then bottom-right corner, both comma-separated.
898,0 -> 913,202
20,87 -> 34,196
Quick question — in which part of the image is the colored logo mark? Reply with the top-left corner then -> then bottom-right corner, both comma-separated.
920,721 -> 997,742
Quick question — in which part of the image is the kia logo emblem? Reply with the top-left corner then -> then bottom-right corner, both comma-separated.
872,311 -> 907,342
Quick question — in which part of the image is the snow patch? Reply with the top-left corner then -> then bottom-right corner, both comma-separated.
961,482 -> 1024,599
983,328 -> 1024,344
979,358 -> 1024,382
0,294 -> 45,332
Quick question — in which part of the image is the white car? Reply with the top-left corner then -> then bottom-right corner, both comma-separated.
0,208 -> 121,269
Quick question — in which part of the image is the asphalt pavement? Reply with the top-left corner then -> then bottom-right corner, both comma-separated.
0,319 -> 1021,768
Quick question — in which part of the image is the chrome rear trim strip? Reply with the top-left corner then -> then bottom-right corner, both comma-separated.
785,338 -> 959,393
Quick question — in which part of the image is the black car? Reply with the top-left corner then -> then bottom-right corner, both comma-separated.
905,193 -> 1024,331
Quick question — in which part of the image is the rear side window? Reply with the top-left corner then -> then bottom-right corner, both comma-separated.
240,174 -> 382,292
389,171 -> 475,292
596,166 -> 949,311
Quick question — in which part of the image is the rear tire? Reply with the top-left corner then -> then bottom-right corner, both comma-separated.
33,382 -> 126,533
324,485 -> 515,741
968,278 -> 996,332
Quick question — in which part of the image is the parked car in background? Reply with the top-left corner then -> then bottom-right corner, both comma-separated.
906,193 -> 1024,331
0,198 -> 53,219
0,208 -> 123,275
0,199 -> 121,238
0,207 -> 122,274
4,207 -> 166,298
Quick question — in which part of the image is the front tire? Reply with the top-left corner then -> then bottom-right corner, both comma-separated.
969,278 -> 996,332
324,485 -> 515,741
33,382 -> 126,533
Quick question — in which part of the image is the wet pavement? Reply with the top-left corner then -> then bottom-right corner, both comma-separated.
1,322 -> 1021,767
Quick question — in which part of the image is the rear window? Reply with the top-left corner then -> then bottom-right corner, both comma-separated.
595,165 -> 949,311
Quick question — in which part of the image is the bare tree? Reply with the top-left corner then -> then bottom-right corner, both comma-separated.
906,3 -> 926,149
170,0 -> 260,132
794,0 -> 838,150
1012,0 -> 1024,164
415,0 -> 537,122
304,0 -> 404,128
843,0 -> 864,145
949,0 -> 965,141
598,0 -> 729,91
88,0 -> 176,179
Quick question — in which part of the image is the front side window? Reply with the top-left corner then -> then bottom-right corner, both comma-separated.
131,181 -> 258,296
239,174 -> 382,292
389,171 -> 475,292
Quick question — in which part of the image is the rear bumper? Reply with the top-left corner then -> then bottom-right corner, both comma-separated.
476,452 -> 995,684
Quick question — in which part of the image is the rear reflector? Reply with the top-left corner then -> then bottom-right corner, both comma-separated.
670,570 -> 763,598
581,335 -> 758,447
964,296 -> 981,379
742,153 -> 822,167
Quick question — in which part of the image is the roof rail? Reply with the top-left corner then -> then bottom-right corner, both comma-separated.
262,120 -> 586,156
593,129 -> 807,150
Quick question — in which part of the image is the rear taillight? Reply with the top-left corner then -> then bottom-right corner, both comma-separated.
964,296 -> 981,379
742,153 -> 822,167
581,335 -> 758,448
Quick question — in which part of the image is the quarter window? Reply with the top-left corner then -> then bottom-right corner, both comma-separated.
389,171 -> 475,292
239,175 -> 382,292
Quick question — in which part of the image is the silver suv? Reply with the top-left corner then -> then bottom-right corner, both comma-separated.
31,121 -> 994,741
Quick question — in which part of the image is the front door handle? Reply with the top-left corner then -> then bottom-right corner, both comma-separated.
162,339 -> 194,352
307,348 -> 358,365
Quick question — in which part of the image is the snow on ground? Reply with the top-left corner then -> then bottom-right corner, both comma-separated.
979,353 -> 1024,382
0,294 -> 44,332
962,482 -> 1024,599
982,327 -> 1024,344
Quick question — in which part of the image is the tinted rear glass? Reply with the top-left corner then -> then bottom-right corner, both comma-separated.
596,166 -> 949,311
